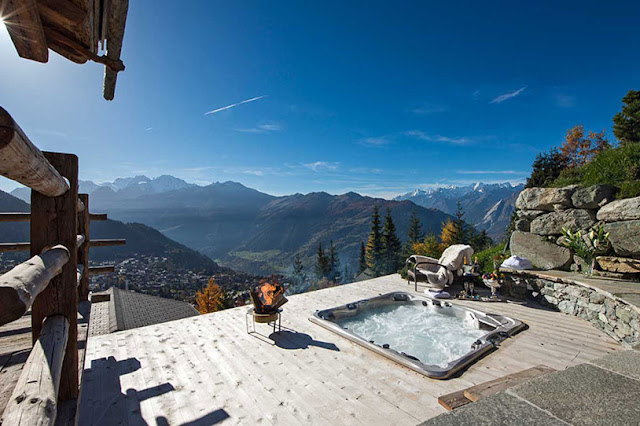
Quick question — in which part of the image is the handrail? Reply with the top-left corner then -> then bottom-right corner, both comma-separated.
0,106 -> 69,197
88,239 -> 126,247
0,245 -> 70,327
88,265 -> 115,276
0,242 -> 30,252
0,212 -> 30,222
1,315 -> 69,426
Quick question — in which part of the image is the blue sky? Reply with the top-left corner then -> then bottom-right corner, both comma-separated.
1,1 -> 638,197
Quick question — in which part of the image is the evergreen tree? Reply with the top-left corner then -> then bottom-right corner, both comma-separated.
470,229 -> 493,251
293,254 -> 306,284
403,209 -> 423,257
314,242 -> 330,279
358,241 -> 367,274
613,89 -> 640,146
365,205 -> 383,275
441,201 -> 468,246
381,208 -> 402,274
327,240 -> 341,283
525,148 -> 569,188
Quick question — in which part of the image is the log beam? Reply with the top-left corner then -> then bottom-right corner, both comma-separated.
88,265 -> 115,276
0,0 -> 49,62
0,242 -> 30,252
0,107 -> 69,197
38,0 -> 87,28
88,239 -> 126,248
0,212 -> 30,222
0,315 -> 69,426
0,245 -> 70,327
89,213 -> 107,221
30,152 -> 79,401
103,0 -> 129,100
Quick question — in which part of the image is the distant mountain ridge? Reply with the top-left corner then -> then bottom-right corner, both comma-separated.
0,189 -> 220,275
10,175 -> 195,203
84,180 -> 454,275
395,182 -> 524,240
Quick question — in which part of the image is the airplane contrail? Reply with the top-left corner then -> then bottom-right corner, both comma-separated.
204,95 -> 266,115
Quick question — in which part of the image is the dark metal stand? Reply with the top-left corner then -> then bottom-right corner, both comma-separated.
246,308 -> 282,334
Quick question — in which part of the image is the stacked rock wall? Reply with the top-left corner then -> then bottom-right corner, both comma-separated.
511,185 -> 640,275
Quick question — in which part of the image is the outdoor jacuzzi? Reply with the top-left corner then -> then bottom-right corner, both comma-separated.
310,292 -> 526,379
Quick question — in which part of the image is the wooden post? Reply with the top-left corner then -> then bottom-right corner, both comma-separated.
77,193 -> 90,301
30,152 -> 79,401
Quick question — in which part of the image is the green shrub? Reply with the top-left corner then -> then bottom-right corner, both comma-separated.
474,243 -> 507,274
552,143 -> 640,196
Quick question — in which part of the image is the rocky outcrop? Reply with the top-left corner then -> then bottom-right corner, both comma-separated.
516,187 -> 575,211
596,256 -> 640,274
515,219 -> 530,232
597,196 -> 640,222
510,231 -> 573,270
604,220 -> 640,256
516,209 -> 547,220
530,209 -> 597,236
571,185 -> 617,209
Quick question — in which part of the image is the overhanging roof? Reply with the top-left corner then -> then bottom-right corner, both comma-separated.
0,0 -> 129,100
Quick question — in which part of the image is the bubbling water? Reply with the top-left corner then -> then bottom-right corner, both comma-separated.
337,304 -> 486,368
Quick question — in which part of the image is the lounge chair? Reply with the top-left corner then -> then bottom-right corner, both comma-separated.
406,244 -> 474,293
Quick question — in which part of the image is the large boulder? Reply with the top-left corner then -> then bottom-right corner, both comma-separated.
604,220 -> 640,256
510,231 -> 573,270
516,209 -> 547,220
529,209 -> 596,235
515,187 -> 575,211
571,185 -> 617,209
596,256 -> 640,274
597,196 -> 640,222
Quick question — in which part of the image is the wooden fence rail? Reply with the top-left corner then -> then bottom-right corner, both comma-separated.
0,242 -> 30,252
0,213 -> 30,222
0,107 -> 69,197
1,315 -> 70,426
0,245 -> 70,327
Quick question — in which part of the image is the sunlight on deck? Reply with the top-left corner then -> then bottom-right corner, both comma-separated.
78,275 -> 623,425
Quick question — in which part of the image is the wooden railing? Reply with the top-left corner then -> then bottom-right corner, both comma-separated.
0,106 -> 126,425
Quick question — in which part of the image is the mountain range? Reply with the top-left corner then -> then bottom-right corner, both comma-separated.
8,177 -> 521,275
0,189 -> 220,275
395,182 -> 524,240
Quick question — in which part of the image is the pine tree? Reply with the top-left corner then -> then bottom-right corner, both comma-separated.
381,208 -> 402,274
470,229 -> 493,251
613,89 -> 640,146
440,201 -> 468,246
365,205 -> 383,275
315,242 -> 329,279
195,278 -> 226,313
403,209 -> 423,257
328,240 -> 341,283
525,148 -> 569,188
293,254 -> 306,284
358,241 -> 367,274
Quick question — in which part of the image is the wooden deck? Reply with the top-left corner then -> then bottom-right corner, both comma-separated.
78,275 -> 624,425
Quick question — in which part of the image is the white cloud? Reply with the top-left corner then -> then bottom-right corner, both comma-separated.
235,123 -> 282,133
302,161 -> 339,172
360,136 -> 391,147
410,103 -> 448,114
490,86 -> 527,104
405,130 -> 472,145
145,127 -> 153,131
204,95 -> 266,115
456,170 -> 526,175
554,94 -> 576,108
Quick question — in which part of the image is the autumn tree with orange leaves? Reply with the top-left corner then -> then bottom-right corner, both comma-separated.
195,278 -> 229,313
560,125 -> 611,168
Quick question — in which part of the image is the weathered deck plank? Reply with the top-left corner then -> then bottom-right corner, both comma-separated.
78,274 -> 623,425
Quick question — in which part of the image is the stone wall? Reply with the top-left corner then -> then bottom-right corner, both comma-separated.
511,185 -> 640,276
502,271 -> 640,347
